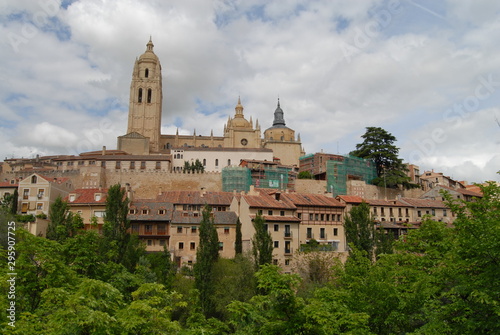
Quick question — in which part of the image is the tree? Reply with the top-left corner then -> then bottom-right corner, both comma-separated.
1,188 -> 18,214
252,214 -> 273,269
350,127 -> 418,189
194,205 -> 220,318
46,196 -> 82,242
235,217 -> 243,255
297,171 -> 313,179
103,184 -> 131,264
344,202 -> 376,260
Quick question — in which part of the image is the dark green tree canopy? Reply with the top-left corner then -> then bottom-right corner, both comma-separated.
350,126 -> 418,189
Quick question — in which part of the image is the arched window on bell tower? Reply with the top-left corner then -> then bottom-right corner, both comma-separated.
145,68 -> 149,78
147,89 -> 152,103
138,88 -> 143,103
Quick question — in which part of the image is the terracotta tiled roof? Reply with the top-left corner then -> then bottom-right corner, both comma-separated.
65,188 -> 108,204
282,193 -> 345,208
158,191 -> 234,206
400,198 -> 449,209
436,185 -> 483,197
0,182 -> 18,188
366,199 -> 411,207
242,192 -> 296,210
249,214 -> 301,222
336,195 -> 364,204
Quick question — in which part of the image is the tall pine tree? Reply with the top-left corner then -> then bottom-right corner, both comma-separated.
252,214 -> 273,269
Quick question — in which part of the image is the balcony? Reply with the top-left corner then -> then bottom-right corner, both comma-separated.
284,247 -> 293,255
284,231 -> 293,239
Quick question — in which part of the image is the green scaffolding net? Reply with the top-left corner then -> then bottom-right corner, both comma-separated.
222,167 -> 252,192
326,155 -> 377,196
253,167 -> 290,189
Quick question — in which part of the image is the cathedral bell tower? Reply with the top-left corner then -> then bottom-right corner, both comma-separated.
127,38 -> 163,153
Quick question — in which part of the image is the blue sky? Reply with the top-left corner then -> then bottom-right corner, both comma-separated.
0,0 -> 499,183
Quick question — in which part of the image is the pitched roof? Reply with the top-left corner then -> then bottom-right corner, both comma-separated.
249,214 -> 301,222
281,193 -> 345,208
336,195 -> 364,204
0,182 -> 18,188
242,192 -> 296,210
365,199 -> 411,207
128,201 -> 173,221
65,188 -> 108,204
157,191 -> 234,206
400,198 -> 449,209
435,185 -> 483,197
170,210 -> 238,225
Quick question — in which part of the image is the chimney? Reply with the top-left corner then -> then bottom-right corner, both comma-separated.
102,146 -> 106,156
275,192 -> 281,201
158,187 -> 162,195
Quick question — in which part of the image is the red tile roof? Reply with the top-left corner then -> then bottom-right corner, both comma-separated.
281,193 -> 345,208
336,195 -> 364,204
157,191 -> 234,206
400,198 -> 449,209
366,199 -> 411,207
0,182 -> 18,188
242,192 -> 296,210
249,214 -> 301,222
65,188 -> 108,204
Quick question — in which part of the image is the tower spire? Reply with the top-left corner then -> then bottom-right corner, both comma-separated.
272,98 -> 286,127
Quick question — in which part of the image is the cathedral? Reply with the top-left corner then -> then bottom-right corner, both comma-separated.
117,39 -> 304,167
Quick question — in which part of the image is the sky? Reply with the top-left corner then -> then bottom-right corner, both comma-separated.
1,0 -> 499,184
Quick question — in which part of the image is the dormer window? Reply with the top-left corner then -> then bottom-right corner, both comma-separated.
95,193 -> 101,201
69,194 -> 76,202
142,209 -> 148,215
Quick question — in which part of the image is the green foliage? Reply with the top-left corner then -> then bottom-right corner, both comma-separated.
147,246 -> 175,288
183,159 -> 205,173
350,127 -> 418,189
297,170 -> 313,179
252,214 -> 273,269
14,214 -> 35,223
344,202 -> 375,259
1,188 -> 18,214
235,218 -> 243,255
46,196 -> 83,242
194,205 -> 220,318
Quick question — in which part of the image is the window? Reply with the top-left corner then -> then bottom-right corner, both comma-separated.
115,161 -> 121,169
273,259 -> 278,265
159,239 -> 166,246
158,224 -> 166,235
309,213 -> 314,220
268,210 -> 273,216
67,161 -> 73,166
333,228 -> 338,236
320,214 -> 324,221
37,189 -> 45,198
158,209 -> 165,215
191,226 -> 197,234
219,242 -> 224,251
147,89 -> 152,103
398,208 -> 402,217
132,224 -> 139,233
227,159 -> 231,166
381,207 -> 385,215
156,161 -> 161,169
36,203 -> 43,210
284,225 -> 291,238
177,226 -> 183,234
307,227 -> 312,239
274,224 -> 279,232
417,210 -> 422,217
280,210 -> 285,216
215,159 -> 219,167
141,161 -> 146,169
142,209 -> 148,215
138,88 -> 143,102
224,227 -> 230,234
147,240 -> 152,246
297,213 -> 302,219
285,259 -> 290,266
431,209 -> 436,216
31,175 -> 37,184
145,225 -> 152,234
23,189 -> 29,199
373,207 -> 378,215
274,241 -> 279,248
145,68 -> 149,78
315,214 -> 319,220
337,214 -> 341,221
443,209 -> 447,217
190,242 -> 196,250
94,211 -> 105,217
285,241 -> 291,254
129,209 -> 136,214
202,159 -> 206,166
326,214 -> 330,221
130,161 -> 135,169
406,208 -> 409,217
178,242 -> 184,250
320,228 -> 326,239
257,209 -> 263,215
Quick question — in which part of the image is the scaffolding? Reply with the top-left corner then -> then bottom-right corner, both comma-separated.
253,167 -> 290,190
326,155 -> 377,196
222,167 -> 252,192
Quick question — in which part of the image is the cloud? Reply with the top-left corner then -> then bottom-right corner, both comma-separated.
0,0 -> 499,183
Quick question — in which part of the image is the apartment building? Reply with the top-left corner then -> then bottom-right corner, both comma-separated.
66,188 -> 108,232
